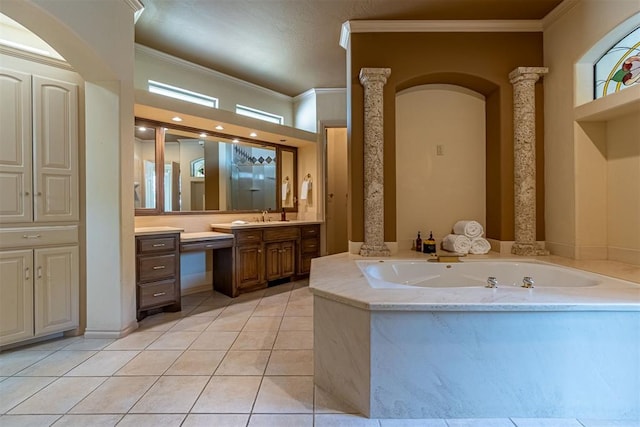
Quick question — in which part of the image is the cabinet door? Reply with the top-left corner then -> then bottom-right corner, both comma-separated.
0,250 -> 34,345
34,246 -> 79,336
265,242 -> 281,281
0,69 -> 33,223
280,241 -> 296,278
32,76 -> 78,222
236,244 -> 262,289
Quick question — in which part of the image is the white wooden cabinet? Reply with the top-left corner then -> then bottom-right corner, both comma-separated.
0,246 -> 79,346
0,69 -> 78,224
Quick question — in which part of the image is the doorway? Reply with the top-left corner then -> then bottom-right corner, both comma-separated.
325,127 -> 348,255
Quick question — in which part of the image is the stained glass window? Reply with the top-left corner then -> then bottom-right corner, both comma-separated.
594,26 -> 640,99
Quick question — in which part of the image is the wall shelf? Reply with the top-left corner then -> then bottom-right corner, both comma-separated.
574,84 -> 640,122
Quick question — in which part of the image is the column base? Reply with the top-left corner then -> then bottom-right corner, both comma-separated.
511,242 -> 549,256
359,243 -> 391,257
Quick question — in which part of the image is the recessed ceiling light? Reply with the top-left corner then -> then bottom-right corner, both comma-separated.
139,127 -> 147,131
232,138 -> 239,143
249,132 -> 257,137
200,133 -> 207,138
215,125 -> 224,130
172,116 -> 183,122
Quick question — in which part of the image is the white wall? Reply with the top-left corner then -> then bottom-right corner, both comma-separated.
543,0 -> 640,260
293,89 -> 317,132
135,45 -> 294,126
395,84 -> 486,249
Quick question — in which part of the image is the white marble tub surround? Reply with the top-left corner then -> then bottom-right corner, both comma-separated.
310,252 -> 640,419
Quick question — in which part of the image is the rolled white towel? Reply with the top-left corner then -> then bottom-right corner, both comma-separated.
453,220 -> 484,238
469,237 -> 491,255
441,234 -> 471,254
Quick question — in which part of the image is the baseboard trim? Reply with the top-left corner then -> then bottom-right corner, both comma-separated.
181,284 -> 211,296
608,246 -> 640,266
84,321 -> 138,339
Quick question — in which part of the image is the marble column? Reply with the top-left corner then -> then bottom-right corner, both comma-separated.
359,68 -> 391,257
509,67 -> 548,256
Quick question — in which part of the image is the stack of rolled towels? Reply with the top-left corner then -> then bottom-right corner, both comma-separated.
441,220 -> 491,255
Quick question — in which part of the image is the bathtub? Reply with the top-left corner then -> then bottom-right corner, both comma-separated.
357,259 -> 601,288
310,253 -> 640,420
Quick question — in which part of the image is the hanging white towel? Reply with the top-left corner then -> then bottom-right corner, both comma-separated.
469,237 -> 491,255
281,182 -> 289,201
441,234 -> 472,254
452,220 -> 484,238
300,180 -> 311,200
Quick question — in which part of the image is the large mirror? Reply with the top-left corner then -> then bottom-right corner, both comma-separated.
135,119 -> 297,214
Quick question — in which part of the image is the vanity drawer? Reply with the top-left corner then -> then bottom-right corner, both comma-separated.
181,238 -> 233,252
138,279 -> 177,309
137,236 -> 178,254
0,225 -> 78,249
263,226 -> 299,242
235,230 -> 262,245
138,254 -> 177,282
300,225 -> 319,238
301,237 -> 319,254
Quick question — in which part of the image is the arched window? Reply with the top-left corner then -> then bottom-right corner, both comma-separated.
190,157 -> 205,177
594,26 -> 640,99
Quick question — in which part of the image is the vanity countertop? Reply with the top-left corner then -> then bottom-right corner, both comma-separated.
210,220 -> 323,231
135,226 -> 184,236
181,231 -> 234,242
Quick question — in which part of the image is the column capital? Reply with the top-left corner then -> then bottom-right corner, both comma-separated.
509,67 -> 548,84
359,68 -> 391,86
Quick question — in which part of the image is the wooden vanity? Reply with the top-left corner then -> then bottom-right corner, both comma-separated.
211,221 -> 321,297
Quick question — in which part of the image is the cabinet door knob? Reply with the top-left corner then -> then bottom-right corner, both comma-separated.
24,191 -> 30,196
36,192 -> 42,196
257,249 -> 262,253
152,265 -> 166,270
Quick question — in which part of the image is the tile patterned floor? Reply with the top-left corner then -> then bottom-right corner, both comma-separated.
0,279 -> 637,427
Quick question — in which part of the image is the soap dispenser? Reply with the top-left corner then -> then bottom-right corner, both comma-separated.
424,231 -> 436,254
415,232 -> 422,252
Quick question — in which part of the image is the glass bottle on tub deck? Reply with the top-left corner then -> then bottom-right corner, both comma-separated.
423,231 -> 436,254
415,232 -> 422,252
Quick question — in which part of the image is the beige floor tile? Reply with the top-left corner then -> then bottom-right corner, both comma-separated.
205,315 -> 249,332
446,419 -> 517,427
243,316 -> 281,331
215,350 -> 270,376
273,330 -> 314,349
20,336 -> 81,351
9,377 -> 106,414
279,316 -> 313,331
103,331 -> 163,350
0,414 -> 62,426
0,377 -> 7,383
181,293 -> 211,306
165,350 -> 225,375
130,375 -> 208,413
265,350 -> 313,375
191,376 -> 261,413
252,304 -> 286,317
0,377 -> 56,414
253,376 -> 314,413
115,350 -> 182,375
116,414 -> 186,427
284,301 -> 313,317
65,351 -> 139,376
188,305 -> 225,317
222,303 -> 258,317
314,385 -> 359,414
136,316 -> 180,332
189,331 -> 238,350
146,331 -> 200,350
16,351 -> 96,376
0,351 -> 53,376
169,316 -> 214,332
314,414 -> 380,426
52,414 -> 124,426
249,414 -> 313,426
230,330 -> 277,350
377,420 -> 448,427
182,414 -> 249,427
259,293 -> 290,305
199,295 -> 232,307
69,376 -> 157,414
61,339 -> 116,351
264,283 -> 293,296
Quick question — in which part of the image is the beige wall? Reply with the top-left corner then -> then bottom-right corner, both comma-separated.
543,0 -> 639,262
396,85 -> 486,249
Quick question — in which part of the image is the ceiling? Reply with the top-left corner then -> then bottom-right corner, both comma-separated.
134,0 -> 564,97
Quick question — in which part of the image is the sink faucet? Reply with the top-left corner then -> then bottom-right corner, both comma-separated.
261,210 -> 268,222
486,276 -> 498,288
522,276 -> 534,288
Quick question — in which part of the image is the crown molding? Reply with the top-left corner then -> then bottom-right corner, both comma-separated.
0,45 -> 74,71
541,0 -> 580,29
339,19 -> 543,49
293,87 -> 346,102
123,0 -> 144,13
135,43 -> 292,101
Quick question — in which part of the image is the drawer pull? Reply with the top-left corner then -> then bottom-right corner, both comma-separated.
22,234 -> 41,239
152,243 -> 166,247
206,244 -> 214,248
306,244 -> 317,248
25,267 -> 30,280
153,292 -> 166,297
37,267 -> 42,278
152,265 -> 166,270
